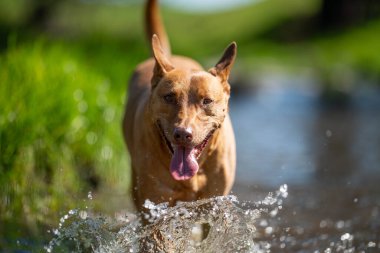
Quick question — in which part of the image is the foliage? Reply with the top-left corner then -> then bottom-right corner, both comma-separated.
0,37 -> 142,243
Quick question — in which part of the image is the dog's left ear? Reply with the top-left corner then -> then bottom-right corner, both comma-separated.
209,42 -> 237,91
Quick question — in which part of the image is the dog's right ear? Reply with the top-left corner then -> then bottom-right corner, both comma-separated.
151,34 -> 174,87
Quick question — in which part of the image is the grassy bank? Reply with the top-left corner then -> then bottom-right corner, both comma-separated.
0,37 -> 145,247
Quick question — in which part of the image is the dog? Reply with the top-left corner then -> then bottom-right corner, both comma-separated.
123,0 -> 237,213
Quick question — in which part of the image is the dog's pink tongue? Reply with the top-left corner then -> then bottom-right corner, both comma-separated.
170,146 -> 199,180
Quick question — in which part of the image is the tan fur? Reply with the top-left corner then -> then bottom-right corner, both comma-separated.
123,0 -> 236,212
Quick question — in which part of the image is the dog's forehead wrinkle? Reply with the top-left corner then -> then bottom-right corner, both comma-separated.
190,71 -> 213,82
190,71 -> 223,95
162,70 -> 189,87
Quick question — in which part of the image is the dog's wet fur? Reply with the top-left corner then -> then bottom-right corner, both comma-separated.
123,0 -> 237,213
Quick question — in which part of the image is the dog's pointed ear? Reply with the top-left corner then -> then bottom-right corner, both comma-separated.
209,42 -> 237,90
151,34 -> 174,87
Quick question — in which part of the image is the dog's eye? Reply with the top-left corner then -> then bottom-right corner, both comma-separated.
163,93 -> 176,104
202,98 -> 213,105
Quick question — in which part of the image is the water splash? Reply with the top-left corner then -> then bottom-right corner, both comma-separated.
45,184 -> 378,252
45,185 -> 287,252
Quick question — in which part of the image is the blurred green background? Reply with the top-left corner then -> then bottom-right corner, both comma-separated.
0,0 -> 379,250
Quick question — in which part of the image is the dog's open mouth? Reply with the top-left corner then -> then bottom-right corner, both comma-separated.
157,122 -> 215,181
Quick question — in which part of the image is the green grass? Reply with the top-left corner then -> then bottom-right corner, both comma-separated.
0,36 -> 146,246
312,20 -> 380,81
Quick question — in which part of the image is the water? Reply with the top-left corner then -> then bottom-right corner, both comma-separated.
45,75 -> 380,252
46,185 -> 289,252
229,74 -> 380,252
46,185 -> 379,252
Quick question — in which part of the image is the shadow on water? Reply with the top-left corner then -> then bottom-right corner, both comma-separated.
45,74 -> 380,252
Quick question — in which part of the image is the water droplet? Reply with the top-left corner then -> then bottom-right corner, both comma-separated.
265,226 -> 273,235
101,146 -> 113,160
71,116 -> 87,132
336,220 -> 345,230
79,210 -> 88,219
86,132 -> 98,145
103,107 -> 115,122
368,241 -> 376,247
340,233 -> 353,241
78,101 -> 88,113
270,208 -> 278,217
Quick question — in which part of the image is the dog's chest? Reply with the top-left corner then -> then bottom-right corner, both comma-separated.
177,172 -> 207,194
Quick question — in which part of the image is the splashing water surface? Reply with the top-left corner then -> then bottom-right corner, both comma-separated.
45,184 -> 378,252
45,186 -> 286,252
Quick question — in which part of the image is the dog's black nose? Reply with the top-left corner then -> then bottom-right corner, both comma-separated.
173,127 -> 193,144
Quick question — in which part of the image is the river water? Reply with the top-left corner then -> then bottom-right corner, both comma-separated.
47,74 -> 380,252
229,74 -> 380,252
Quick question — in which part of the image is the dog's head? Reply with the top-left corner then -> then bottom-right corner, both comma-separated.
148,35 -> 236,181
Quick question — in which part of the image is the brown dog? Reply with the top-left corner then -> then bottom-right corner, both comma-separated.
123,0 -> 236,212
